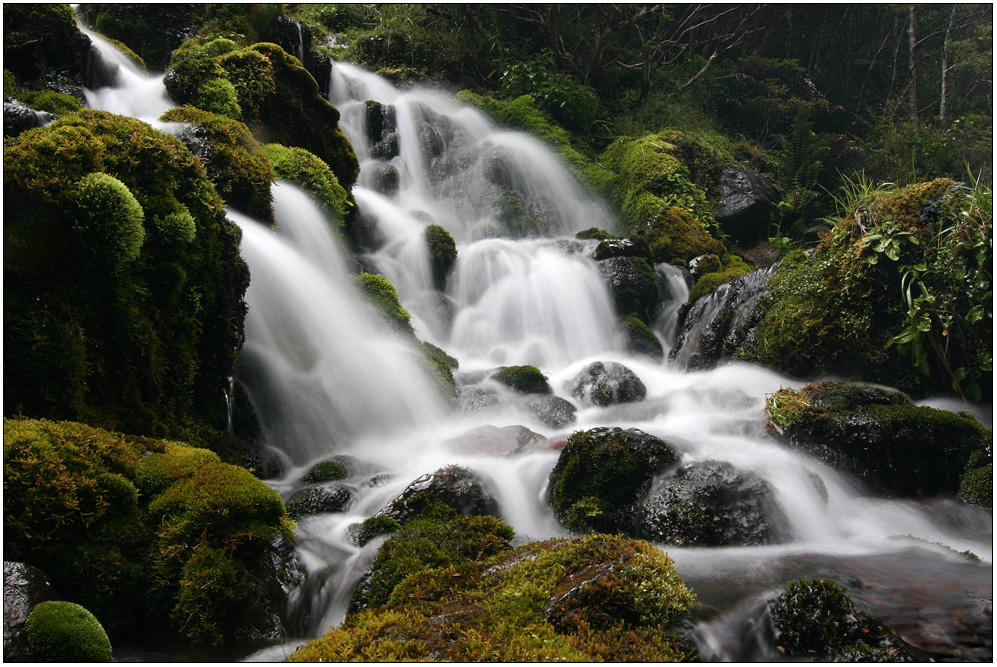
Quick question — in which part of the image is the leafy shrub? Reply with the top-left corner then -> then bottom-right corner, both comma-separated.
501,58 -> 603,133
25,601 -> 113,662
70,173 -> 145,268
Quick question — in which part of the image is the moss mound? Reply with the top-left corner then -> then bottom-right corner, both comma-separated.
264,143 -> 355,224
25,600 -> 113,662
3,418 -> 294,643
165,39 -> 359,193
297,528 -> 696,662
424,224 -> 458,291
633,206 -> 727,266
766,382 -> 992,499
4,109 -> 249,443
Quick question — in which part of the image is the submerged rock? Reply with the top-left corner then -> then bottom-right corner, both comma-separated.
547,427 -> 679,534
766,381 -> 992,499
567,361 -> 647,407
639,461 -> 789,546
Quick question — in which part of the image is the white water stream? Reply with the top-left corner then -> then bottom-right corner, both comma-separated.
77,31 -> 992,662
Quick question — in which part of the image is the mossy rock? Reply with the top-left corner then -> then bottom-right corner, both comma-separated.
766,382 -> 992,498
298,531 -> 696,662
424,224 -> 457,291
24,601 -> 113,662
3,418 -> 296,643
300,459 -> 348,484
687,254 -> 753,302
5,109 -> 249,440
527,395 -> 578,429
632,206 -> 726,266
161,105 -> 275,223
576,227 -> 616,241
264,143 -> 355,224
547,427 -> 678,535
617,315 -> 664,360
349,515 -> 401,547
3,4 -> 91,90
351,272 -> 415,337
348,514 -> 514,614
492,365 -> 552,395
372,465 -> 500,530
768,578 -> 919,661
419,341 -> 459,399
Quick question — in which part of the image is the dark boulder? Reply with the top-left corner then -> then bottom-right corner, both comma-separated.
528,395 -> 578,429
375,465 -> 500,526
4,561 -> 58,661
285,484 -> 353,519
639,461 -> 789,546
567,361 -> 646,407
4,98 -> 54,138
593,237 -> 653,262
547,427 -> 679,534
598,256 -> 661,324
715,165 -> 775,244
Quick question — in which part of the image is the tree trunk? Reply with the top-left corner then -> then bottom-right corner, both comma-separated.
907,5 -> 918,125
940,4 -> 957,123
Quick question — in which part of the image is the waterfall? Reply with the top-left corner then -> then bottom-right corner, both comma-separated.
67,34 -> 991,663
79,25 -> 174,125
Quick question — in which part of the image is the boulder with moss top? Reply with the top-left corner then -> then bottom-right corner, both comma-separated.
567,361 -> 646,407
547,427 -> 678,535
766,382 -> 992,499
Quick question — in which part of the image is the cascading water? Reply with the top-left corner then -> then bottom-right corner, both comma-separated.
76,33 -> 991,662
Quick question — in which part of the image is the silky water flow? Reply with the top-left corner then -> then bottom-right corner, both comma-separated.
78,33 -> 992,661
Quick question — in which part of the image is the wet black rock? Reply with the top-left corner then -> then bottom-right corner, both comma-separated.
285,484 -> 353,519
639,460 -> 789,546
598,256 -> 661,323
567,361 -> 646,407
715,165 -> 775,244
528,395 -> 578,429
4,98 -> 54,138
593,237 -> 653,262
4,561 -> 58,661
376,465 -> 500,526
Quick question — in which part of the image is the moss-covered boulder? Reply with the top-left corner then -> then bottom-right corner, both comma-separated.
632,206 -> 727,266
598,255 -> 661,324
300,527 -> 697,662
24,601 -> 113,662
492,365 -> 552,395
371,465 -> 500,531
351,272 -> 415,337
161,105 -> 275,223
639,461 -> 789,546
547,427 -> 678,534
164,39 -> 359,193
766,382 -> 992,499
738,179 -> 992,400
617,315 -> 664,360
4,109 -> 249,443
264,143 -> 355,224
567,361 -> 647,407
3,418 -> 297,644
768,578 -> 919,661
424,224 -> 457,291
300,459 -> 348,484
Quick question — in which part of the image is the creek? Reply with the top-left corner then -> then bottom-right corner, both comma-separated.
80,30 -> 992,662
